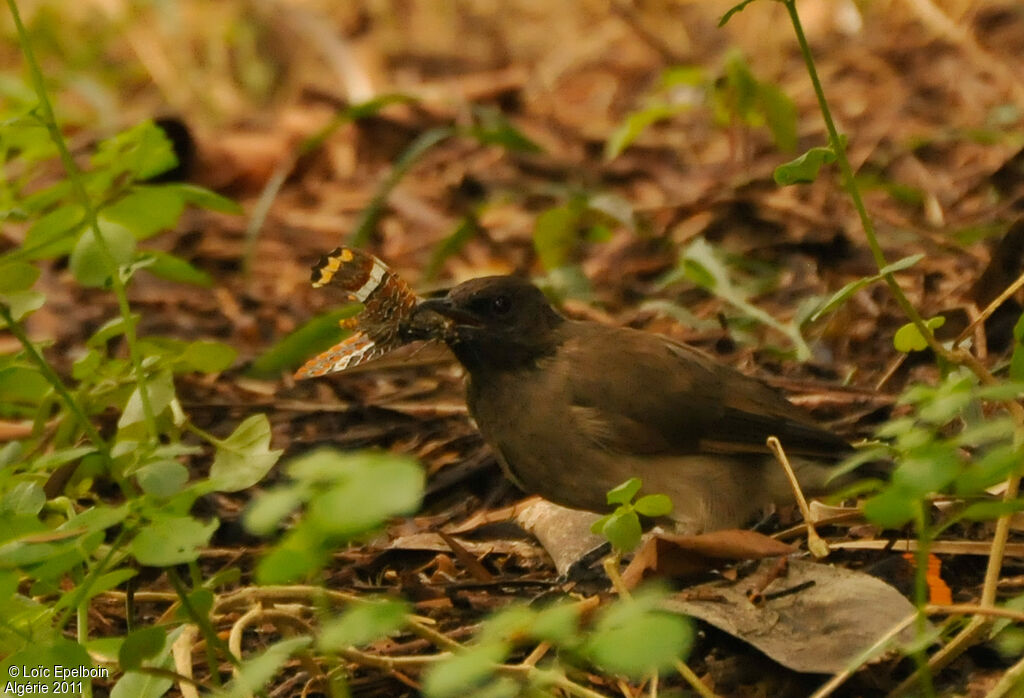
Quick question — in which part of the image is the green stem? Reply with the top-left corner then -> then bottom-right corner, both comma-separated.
7,0 -> 158,439
0,304 -> 108,452
781,0 -> 946,359
76,603 -> 94,698
55,528 -> 128,631
911,505 -> 936,698
166,567 -> 241,686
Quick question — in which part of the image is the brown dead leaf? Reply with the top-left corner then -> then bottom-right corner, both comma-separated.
664,558 -> 920,675
621,529 -> 797,589
515,500 -> 607,577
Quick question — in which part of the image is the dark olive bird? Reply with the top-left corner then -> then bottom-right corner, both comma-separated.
413,276 -> 853,533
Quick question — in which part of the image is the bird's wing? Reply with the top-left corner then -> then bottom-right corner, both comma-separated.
561,322 -> 851,459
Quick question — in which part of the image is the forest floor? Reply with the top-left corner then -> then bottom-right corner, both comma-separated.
8,0 -> 1024,696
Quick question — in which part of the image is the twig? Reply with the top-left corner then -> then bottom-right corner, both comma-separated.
766,436 -> 829,558
171,624 -> 201,698
925,604 -> 1024,623
673,659 -> 718,698
520,642 -> 551,668
952,269 -> 1024,349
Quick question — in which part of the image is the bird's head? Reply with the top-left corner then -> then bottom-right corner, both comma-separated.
412,276 -> 564,371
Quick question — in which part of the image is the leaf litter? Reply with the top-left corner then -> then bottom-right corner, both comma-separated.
12,0 -> 1024,695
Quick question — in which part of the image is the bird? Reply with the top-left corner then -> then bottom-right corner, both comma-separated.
412,275 -> 855,533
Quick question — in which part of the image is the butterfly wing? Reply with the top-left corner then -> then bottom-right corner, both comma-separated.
294,247 -> 419,379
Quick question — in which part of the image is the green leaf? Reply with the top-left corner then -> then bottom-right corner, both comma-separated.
138,250 -> 213,286
634,493 -> 673,518
810,254 -> 924,322
774,145 -> 837,185
597,509 -> 643,552
1009,346 -> 1024,382
893,316 -> 945,353
918,387 -> 973,424
57,504 -> 129,536
533,203 -> 582,271
119,626 -> 167,670
606,477 -> 642,505
0,261 -> 39,293
605,103 -> 686,160
426,217 -> 478,280
109,626 -> 184,698
468,105 -> 542,153
891,446 -> 960,496
118,371 -> 177,429
957,500 -> 1024,522
878,253 -> 928,277
1,115 -> 56,162
955,445 -> 1023,495
181,589 -> 216,622
475,606 -> 536,646
19,204 -> 85,260
423,642 -> 508,698
179,340 -> 237,373
243,485 -> 305,535
101,185 -> 185,239
529,602 -> 581,645
249,306 -> 361,378
130,516 -> 218,566
975,382 -> 1024,401
135,460 -> 189,497
222,637 -> 312,698
721,52 -> 758,122
589,513 -> 612,536
72,350 -> 101,380
0,290 -> 45,324
69,220 -> 137,287
1007,311 -> 1024,378
719,0 -> 759,27
208,414 -> 282,492
55,568 -> 137,612
0,366 -> 51,408
862,487 -> 918,529
163,183 -> 242,214
87,314 -> 139,347
318,598 -> 410,650
585,596 -> 693,678
658,65 -> 706,89
2,640 -> 93,693
308,456 -> 424,538
1,481 -> 45,516
255,530 -> 326,584
757,82 -> 797,152
92,121 -> 177,182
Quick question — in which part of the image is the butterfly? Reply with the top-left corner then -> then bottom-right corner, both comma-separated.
294,247 -> 421,379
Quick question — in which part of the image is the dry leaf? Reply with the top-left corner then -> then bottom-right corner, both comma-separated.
622,529 -> 796,588
665,558 -> 920,674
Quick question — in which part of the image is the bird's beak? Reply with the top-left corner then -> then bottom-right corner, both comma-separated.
413,298 -> 482,326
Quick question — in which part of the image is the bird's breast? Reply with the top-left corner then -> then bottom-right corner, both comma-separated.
465,365 -> 615,511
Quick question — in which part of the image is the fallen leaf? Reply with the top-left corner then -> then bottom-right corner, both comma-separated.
622,529 -> 796,588
664,558 -> 919,674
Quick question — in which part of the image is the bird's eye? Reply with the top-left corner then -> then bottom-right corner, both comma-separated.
491,295 -> 511,315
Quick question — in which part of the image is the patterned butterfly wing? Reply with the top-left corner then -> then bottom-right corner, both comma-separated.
294,247 -> 419,379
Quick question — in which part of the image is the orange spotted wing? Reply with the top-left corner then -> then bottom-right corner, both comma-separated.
294,247 -> 418,379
